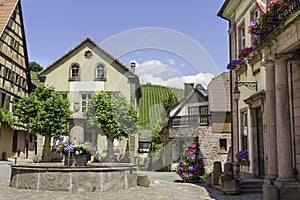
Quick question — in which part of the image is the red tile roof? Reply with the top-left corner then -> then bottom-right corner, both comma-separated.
0,0 -> 18,36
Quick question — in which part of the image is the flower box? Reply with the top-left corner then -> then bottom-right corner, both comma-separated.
238,158 -> 250,166
222,180 -> 241,195
64,153 -> 89,166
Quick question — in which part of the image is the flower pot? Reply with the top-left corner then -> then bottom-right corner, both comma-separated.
64,153 -> 88,166
238,158 -> 250,166
222,180 -> 241,195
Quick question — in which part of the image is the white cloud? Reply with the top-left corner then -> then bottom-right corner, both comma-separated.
167,58 -> 175,66
135,59 -> 215,89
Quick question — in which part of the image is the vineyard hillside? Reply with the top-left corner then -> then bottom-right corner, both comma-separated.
138,84 -> 184,128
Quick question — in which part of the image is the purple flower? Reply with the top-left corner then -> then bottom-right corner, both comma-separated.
189,154 -> 196,160
64,144 -> 75,153
227,60 -> 245,70
236,150 -> 248,159
188,165 -> 197,171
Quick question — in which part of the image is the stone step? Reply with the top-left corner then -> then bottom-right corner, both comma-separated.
241,180 -> 263,193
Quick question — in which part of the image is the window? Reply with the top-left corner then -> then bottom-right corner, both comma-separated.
81,93 -> 91,113
218,136 -> 230,153
5,95 -> 10,110
200,106 -> 208,115
12,130 -> 18,152
239,25 -> 245,53
96,64 -> 105,79
200,106 -> 209,125
138,142 -> 152,153
0,92 -> 3,108
251,10 -> 260,55
71,64 -> 80,78
242,112 -> 248,150
220,139 -> 227,151
188,107 -> 198,115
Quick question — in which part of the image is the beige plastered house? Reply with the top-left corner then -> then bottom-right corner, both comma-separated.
38,38 -> 141,162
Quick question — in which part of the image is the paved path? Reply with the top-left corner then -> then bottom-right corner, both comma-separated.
0,159 -> 263,200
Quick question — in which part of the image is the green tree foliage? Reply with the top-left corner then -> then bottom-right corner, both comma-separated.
85,92 -> 138,161
29,61 -> 43,80
0,109 -> 15,128
29,61 -> 43,72
15,84 -> 71,161
138,84 -> 183,128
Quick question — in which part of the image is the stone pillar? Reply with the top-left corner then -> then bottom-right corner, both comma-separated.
68,103 -> 86,145
274,54 -> 294,182
211,161 -> 222,185
263,61 -> 279,200
264,61 -> 278,180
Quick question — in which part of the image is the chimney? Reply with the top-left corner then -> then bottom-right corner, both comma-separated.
130,62 -> 136,74
184,83 -> 194,98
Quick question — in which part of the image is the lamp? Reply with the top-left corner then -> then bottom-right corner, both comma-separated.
233,85 -> 241,101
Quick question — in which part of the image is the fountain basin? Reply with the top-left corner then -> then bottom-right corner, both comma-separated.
10,162 -> 137,192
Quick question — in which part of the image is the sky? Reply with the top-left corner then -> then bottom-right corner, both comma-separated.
21,0 -> 229,89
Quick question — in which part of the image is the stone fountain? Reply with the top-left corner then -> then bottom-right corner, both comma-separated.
9,102 -> 137,192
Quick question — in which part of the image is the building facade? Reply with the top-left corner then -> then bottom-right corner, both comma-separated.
218,0 -> 300,199
38,38 -> 141,161
164,78 -> 231,173
0,0 -> 34,160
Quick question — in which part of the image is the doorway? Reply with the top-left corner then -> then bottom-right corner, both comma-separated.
256,107 -> 265,177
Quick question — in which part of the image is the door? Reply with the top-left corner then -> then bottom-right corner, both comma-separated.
256,107 -> 265,177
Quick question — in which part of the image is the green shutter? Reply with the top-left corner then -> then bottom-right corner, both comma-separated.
0,92 -> 2,107
6,95 -> 10,110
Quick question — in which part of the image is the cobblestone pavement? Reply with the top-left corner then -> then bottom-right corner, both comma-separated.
0,160 -> 263,200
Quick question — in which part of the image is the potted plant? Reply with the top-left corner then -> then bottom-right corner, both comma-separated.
236,150 -> 250,166
203,173 -> 212,187
176,142 -> 205,183
238,47 -> 255,60
218,172 -> 243,195
56,141 -> 97,166
226,60 -> 245,71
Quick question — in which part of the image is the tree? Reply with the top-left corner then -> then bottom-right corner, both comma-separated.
15,84 -> 71,162
0,109 -> 15,128
29,61 -> 43,80
85,92 -> 138,162
29,61 -> 43,72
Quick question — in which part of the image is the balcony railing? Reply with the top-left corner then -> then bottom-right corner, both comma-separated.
169,115 -> 210,127
260,0 -> 300,41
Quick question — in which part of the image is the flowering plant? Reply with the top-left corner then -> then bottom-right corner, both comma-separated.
55,141 -> 97,155
226,60 -> 245,70
176,142 -> 204,182
235,149 -> 248,160
218,172 -> 244,186
238,47 -> 255,60
248,20 -> 260,35
203,173 -> 211,183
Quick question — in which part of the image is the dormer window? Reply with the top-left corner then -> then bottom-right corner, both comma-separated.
95,64 -> 106,81
69,64 -> 80,81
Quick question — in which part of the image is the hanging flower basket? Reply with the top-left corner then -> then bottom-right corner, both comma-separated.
226,60 -> 245,71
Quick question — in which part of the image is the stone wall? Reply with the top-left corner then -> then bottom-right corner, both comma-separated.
197,126 -> 231,173
168,126 -> 231,174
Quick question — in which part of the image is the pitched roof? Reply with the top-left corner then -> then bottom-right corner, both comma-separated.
0,0 -> 18,36
39,37 -> 135,76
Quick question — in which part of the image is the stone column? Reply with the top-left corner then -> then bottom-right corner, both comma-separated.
263,61 -> 279,200
274,54 -> 294,182
264,61 -> 278,180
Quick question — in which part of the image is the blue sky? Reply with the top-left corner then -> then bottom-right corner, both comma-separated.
21,0 -> 229,88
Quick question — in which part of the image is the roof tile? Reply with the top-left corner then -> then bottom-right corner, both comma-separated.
0,0 -> 18,36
